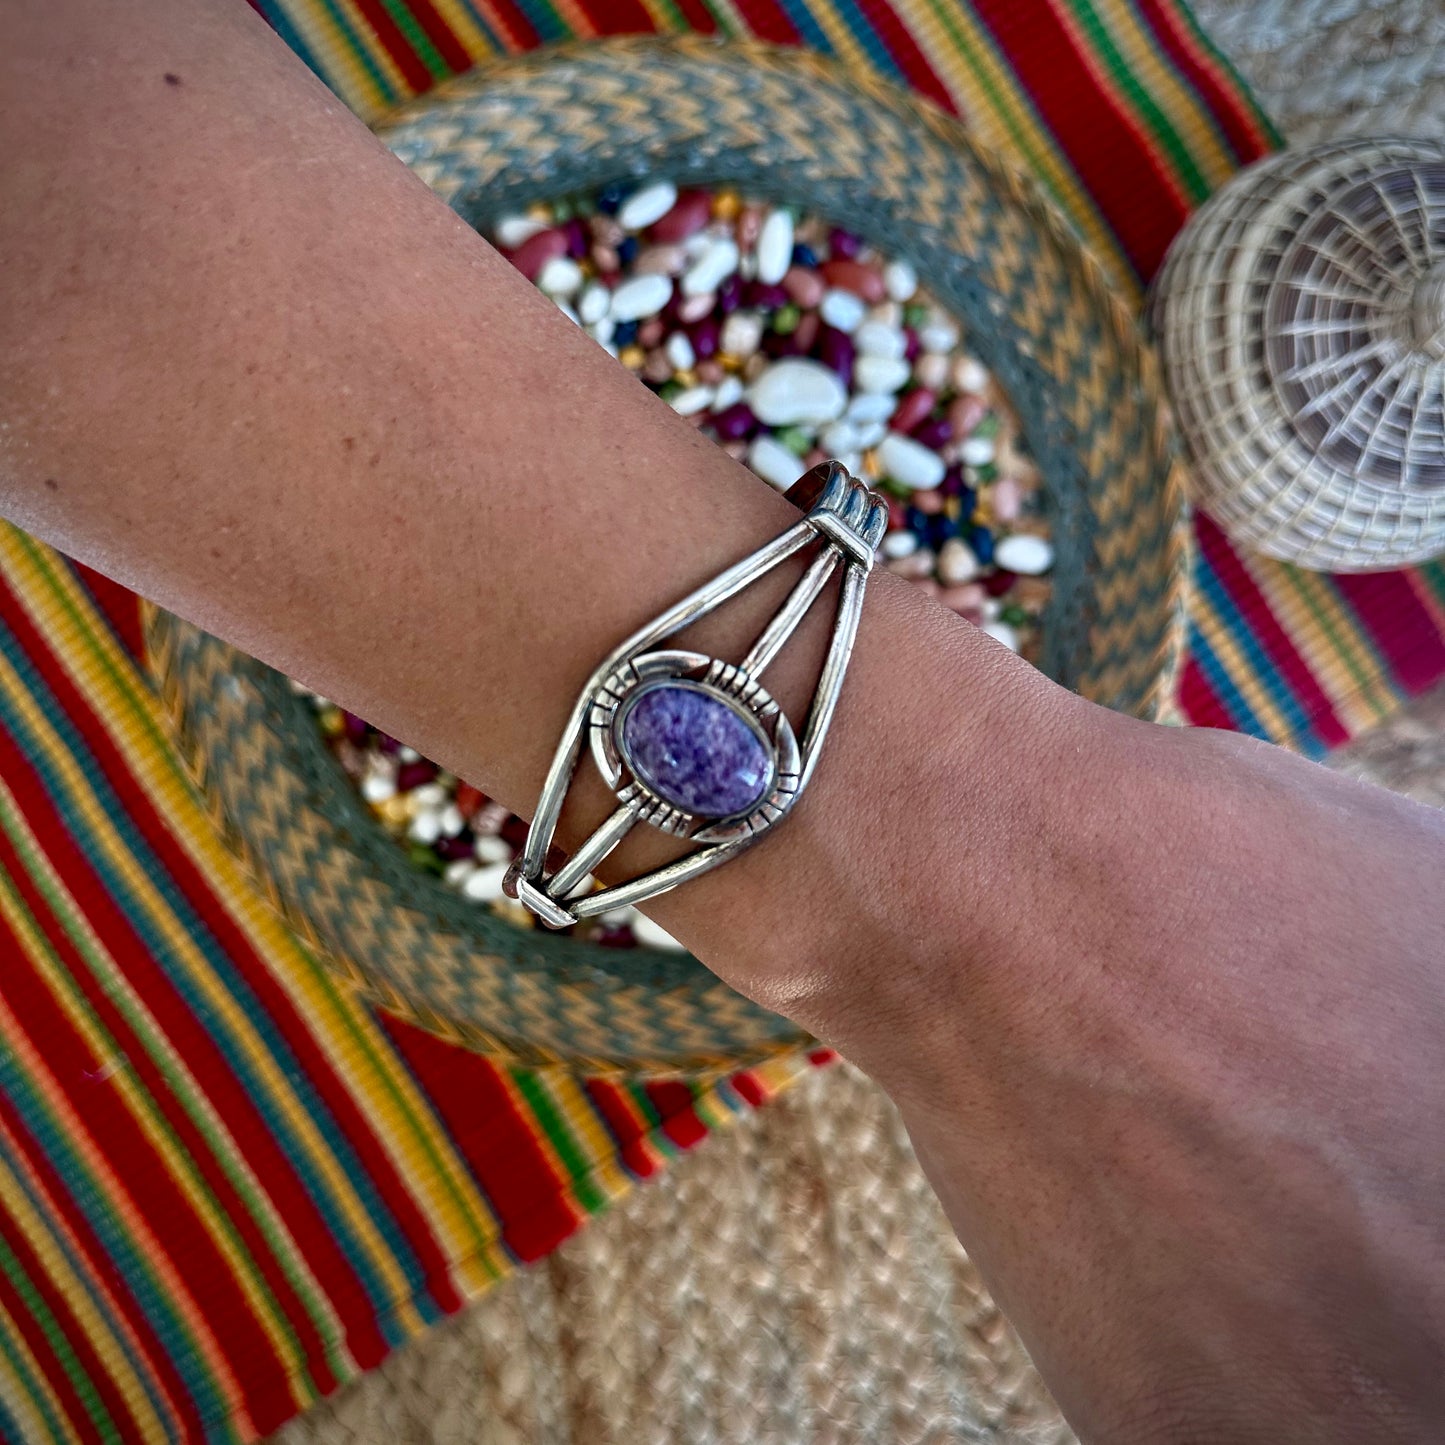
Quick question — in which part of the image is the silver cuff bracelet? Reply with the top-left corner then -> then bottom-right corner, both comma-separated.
505,461 -> 887,929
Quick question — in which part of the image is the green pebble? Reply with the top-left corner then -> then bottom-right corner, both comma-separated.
408,843 -> 445,875
772,304 -> 801,336
1000,603 -> 1030,627
903,302 -> 928,329
877,478 -> 913,500
972,462 -> 999,484
551,198 -> 575,222
774,427 -> 812,457
974,413 -> 1001,439
658,380 -> 683,402
573,196 -> 595,217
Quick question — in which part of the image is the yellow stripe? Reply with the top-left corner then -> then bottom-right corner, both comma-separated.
271,0 -> 396,121
0,917 -> 256,1438
0,777 -> 310,1419
4,536 -> 506,1309
537,1073 -> 636,1204
1188,587 -> 1296,741
0,1145 -> 172,1444
0,1291 -> 79,1445
421,0 -> 500,61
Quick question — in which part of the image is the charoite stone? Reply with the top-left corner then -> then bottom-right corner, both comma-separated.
620,685 -> 771,818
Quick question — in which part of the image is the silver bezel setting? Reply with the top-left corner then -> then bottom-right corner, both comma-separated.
590,653 -> 801,842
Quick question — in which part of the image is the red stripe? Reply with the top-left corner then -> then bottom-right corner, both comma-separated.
0,741 -> 357,1409
1334,572 -> 1445,696
970,0 -> 1190,279
727,0 -> 802,45
0,1096 -> 206,1443
391,0 -> 474,73
1194,515 -> 1350,748
1131,0 -> 1274,174
669,0 -> 719,34
582,1079 -> 661,1178
478,0 -> 541,48
1178,654 -> 1234,731
349,0 -> 436,93
578,0 -> 656,35
378,1015 -> 580,1263
0,571 -> 461,1318
0,848 -> 291,1433
66,563 -> 146,663
642,1080 -> 708,1150
729,1071 -> 765,1108
856,0 -> 957,114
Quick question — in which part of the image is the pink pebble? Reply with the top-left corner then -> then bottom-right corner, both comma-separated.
792,311 -> 820,353
911,489 -> 945,515
591,243 -> 620,276
887,497 -> 908,530
637,318 -> 665,349
890,388 -> 936,434
721,439 -> 748,461
948,394 -> 990,436
912,577 -> 941,597
648,190 -> 711,243
634,245 -> 684,277
940,583 -> 987,611
679,292 -> 715,324
696,358 -> 725,385
737,206 -> 764,248
821,258 -> 886,304
804,447 -> 827,468
782,266 -> 825,309
507,228 -> 567,282
992,476 -> 1024,521
590,215 -> 623,246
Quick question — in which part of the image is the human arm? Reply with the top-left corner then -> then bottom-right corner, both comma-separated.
3,2 -> 1444,1439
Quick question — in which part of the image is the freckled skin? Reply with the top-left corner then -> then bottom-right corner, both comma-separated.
2,4 -> 1443,1441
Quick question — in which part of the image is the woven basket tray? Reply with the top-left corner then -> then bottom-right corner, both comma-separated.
147,38 -> 1186,1076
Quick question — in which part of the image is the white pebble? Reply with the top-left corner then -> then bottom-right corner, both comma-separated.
995,534 -> 1055,576
587,317 -> 616,346
682,237 -> 740,297
834,449 -> 862,475
821,420 -> 863,454
866,300 -> 903,328
937,537 -> 980,585
397,746 -> 420,763
818,288 -> 866,333
854,320 -> 907,360
634,244 -> 685,277
883,259 -> 918,301
494,213 -> 548,248
953,356 -> 990,394
982,620 -> 1020,652
678,291 -> 715,323
747,358 -> 848,427
854,355 -> 911,395
713,375 -> 744,410
982,597 -> 1002,621
409,809 -> 443,845
610,273 -> 673,322
473,834 -> 512,865
960,435 -> 996,467
360,771 -> 396,805
554,300 -> 580,326
877,432 -> 946,491
578,282 -> 610,325
617,180 -> 678,231
438,803 -> 465,837
411,782 -> 447,808
747,434 -> 806,491
670,385 -> 715,416
880,530 -> 918,559
462,861 -> 513,902
631,912 -> 688,952
852,418 -> 887,449
665,332 -> 696,372
756,210 -> 794,285
599,904 -> 640,927
912,352 -> 949,391
920,316 -> 960,353
846,391 -> 898,425
537,256 -> 583,298
443,859 -> 476,887
721,310 -> 763,359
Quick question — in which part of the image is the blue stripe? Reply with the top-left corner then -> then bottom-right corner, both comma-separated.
1193,553 -> 1322,751
0,629 -> 428,1344
768,0 -> 834,55
0,1371 -> 37,1445
0,1288 -> 73,1445
1184,621 -> 1266,738
253,1 -> 328,82
512,0 -> 569,46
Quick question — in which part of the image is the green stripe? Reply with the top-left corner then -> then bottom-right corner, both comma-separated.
1164,0 -> 1283,149
374,0 -> 451,81
1069,0 -> 1210,202
1281,574 -> 1397,725
0,1229 -> 111,1441
17,535 -> 504,1283
0,1302 -> 74,1445
509,1073 -> 608,1214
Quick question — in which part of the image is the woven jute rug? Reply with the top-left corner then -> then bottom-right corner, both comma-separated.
269,8 -> 1445,1440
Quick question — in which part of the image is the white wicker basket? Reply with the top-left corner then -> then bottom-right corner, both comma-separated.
1150,136 -> 1445,571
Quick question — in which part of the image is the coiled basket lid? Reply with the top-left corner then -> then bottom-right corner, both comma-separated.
147,38 -> 1186,1076
1151,135 -> 1445,571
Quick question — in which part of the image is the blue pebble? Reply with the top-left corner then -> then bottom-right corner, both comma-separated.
972,526 -> 995,565
904,506 -> 930,536
597,183 -> 625,214
927,513 -> 959,549
791,243 -> 819,269
618,235 -> 640,265
613,319 -> 639,346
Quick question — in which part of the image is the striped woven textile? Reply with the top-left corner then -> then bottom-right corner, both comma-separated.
0,2 -> 1441,1443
